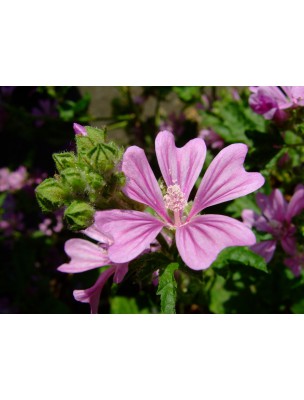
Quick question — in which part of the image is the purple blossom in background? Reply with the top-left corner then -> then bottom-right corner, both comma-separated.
32,99 -> 58,127
242,186 -> 304,268
284,253 -> 304,277
95,131 -> 264,271
159,112 -> 186,137
73,123 -> 87,136
58,225 -> 128,313
0,166 -> 28,192
249,86 -> 304,121
198,129 -> 224,150
0,86 -> 15,98
39,210 -> 63,236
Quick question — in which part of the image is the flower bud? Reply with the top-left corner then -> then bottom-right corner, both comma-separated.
53,152 -> 76,172
35,178 -> 66,212
64,201 -> 95,230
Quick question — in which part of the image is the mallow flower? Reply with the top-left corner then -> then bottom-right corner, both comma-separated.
94,130 -> 265,270
249,86 -> 304,121
58,224 -> 128,313
242,186 -> 304,263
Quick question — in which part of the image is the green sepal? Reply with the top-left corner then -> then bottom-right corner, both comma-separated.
53,152 -> 76,172
157,262 -> 179,314
85,126 -> 106,143
85,143 -> 117,171
64,200 -> 95,230
35,178 -> 66,212
75,135 -> 94,154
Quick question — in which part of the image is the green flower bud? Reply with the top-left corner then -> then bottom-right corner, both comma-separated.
86,171 -> 105,190
35,178 -> 66,212
85,126 -> 106,143
53,152 -> 76,172
75,135 -> 94,154
86,143 -> 117,172
64,201 -> 95,231
61,168 -> 86,193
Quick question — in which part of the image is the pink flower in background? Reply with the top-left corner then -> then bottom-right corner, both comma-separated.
0,166 -> 28,192
249,86 -> 304,121
32,99 -> 58,127
198,129 -> 224,150
58,225 -> 128,313
242,186 -> 304,263
284,253 -> 304,277
73,123 -> 87,136
159,112 -> 186,137
95,130 -> 264,271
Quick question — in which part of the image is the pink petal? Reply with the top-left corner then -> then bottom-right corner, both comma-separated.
58,239 -> 110,273
189,144 -> 265,219
95,210 -> 165,263
73,266 -> 116,314
281,235 -> 297,256
250,240 -> 277,263
82,224 -> 113,245
122,146 -> 170,222
286,185 -> 304,222
284,254 -> 304,277
155,130 -> 206,200
242,209 -> 270,232
176,214 -> 256,270
113,263 -> 129,284
256,190 -> 287,223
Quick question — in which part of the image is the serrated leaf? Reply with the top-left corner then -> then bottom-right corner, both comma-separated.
157,262 -> 179,314
211,246 -> 268,274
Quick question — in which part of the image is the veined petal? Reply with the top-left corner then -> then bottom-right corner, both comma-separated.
95,210 -> 165,263
122,146 -> 169,222
189,144 -> 265,218
281,235 -> 297,256
250,240 -> 277,263
256,190 -> 287,222
73,266 -> 116,314
176,214 -> 256,270
58,239 -> 110,273
286,185 -> 304,222
113,263 -> 129,284
155,130 -> 206,200
82,224 -> 113,245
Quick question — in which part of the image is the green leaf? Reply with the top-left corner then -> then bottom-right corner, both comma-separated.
225,194 -> 260,218
110,296 -> 149,314
173,86 -> 202,103
157,263 -> 179,314
211,246 -> 268,274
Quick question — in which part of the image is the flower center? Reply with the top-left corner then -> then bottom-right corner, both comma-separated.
163,184 -> 187,212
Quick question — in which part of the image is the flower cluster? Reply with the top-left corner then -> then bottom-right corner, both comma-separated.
58,128 -> 265,312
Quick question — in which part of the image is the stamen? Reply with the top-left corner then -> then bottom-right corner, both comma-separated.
163,184 -> 187,213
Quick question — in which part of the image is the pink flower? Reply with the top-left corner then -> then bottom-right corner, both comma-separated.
94,130 -> 264,270
58,225 -> 128,313
198,129 -> 224,150
242,186 -> 304,263
284,253 -> 304,277
249,86 -> 304,121
0,166 -> 28,192
73,123 -> 87,136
